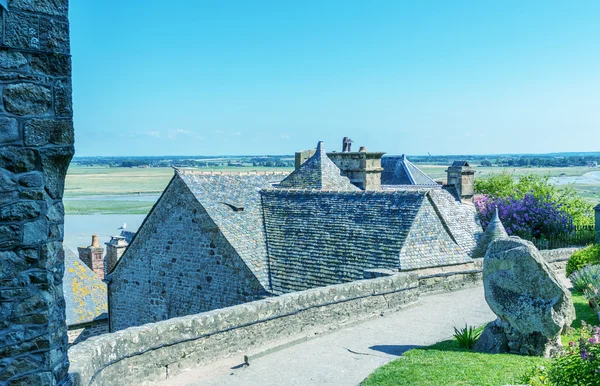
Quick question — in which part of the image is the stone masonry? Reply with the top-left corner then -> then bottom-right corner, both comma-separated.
108,176 -> 266,332
0,1 -> 73,385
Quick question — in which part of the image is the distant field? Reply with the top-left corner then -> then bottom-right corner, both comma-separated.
64,164 -> 600,215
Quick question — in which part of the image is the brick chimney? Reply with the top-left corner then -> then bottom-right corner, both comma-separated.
326,140 -> 385,190
445,161 -> 475,200
105,235 -> 129,276
78,234 -> 106,279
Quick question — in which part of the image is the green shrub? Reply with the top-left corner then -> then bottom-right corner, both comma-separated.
453,324 -> 481,349
521,322 -> 600,386
567,245 -> 600,277
570,265 -> 600,293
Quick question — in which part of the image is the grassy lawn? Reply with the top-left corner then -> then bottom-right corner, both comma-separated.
362,293 -> 596,386
63,200 -> 155,215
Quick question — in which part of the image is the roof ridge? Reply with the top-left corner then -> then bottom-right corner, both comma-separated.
178,170 -> 290,176
278,142 -> 359,191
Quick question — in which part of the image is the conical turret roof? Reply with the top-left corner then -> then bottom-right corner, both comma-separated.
472,207 -> 509,258
279,142 -> 359,190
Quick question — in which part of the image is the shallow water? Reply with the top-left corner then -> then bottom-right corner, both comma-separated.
63,214 -> 146,253
550,171 -> 600,185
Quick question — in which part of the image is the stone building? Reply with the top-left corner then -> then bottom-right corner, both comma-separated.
0,1 -> 73,384
77,235 -> 105,280
108,142 -> 482,331
63,248 -> 108,345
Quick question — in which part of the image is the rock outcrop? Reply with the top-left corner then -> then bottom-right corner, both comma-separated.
474,237 -> 575,357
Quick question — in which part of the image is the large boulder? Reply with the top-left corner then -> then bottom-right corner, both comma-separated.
474,237 -> 575,357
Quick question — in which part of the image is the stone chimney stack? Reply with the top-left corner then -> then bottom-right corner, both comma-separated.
326,139 -> 385,190
105,236 -> 129,277
445,161 -> 475,200
78,235 -> 106,280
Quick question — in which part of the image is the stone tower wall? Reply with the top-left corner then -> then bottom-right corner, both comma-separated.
0,1 -> 73,385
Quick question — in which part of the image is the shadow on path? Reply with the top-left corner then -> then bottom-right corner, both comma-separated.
369,345 -> 423,356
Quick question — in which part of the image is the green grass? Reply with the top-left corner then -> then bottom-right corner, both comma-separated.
362,293 -> 596,386
63,200 -> 155,215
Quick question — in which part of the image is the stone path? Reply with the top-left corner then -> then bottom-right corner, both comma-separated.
159,286 -> 495,386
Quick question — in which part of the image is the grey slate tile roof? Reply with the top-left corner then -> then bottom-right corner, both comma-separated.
261,189 -> 427,294
381,155 -> 439,186
399,196 -> 471,270
428,189 -> 482,256
63,248 -> 108,326
178,171 -> 288,289
279,142 -> 359,191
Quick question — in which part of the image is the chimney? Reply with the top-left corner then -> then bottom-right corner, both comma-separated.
445,161 -> 475,200
326,138 -> 385,190
105,236 -> 129,277
294,149 -> 316,169
78,235 -> 106,279
92,234 -> 99,247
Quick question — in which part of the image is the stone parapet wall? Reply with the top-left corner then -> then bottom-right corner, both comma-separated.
69,273 -> 419,386
539,248 -> 580,275
67,320 -> 109,346
68,249 -> 576,386
0,1 -> 73,385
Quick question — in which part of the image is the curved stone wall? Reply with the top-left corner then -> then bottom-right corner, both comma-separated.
69,273 -> 419,386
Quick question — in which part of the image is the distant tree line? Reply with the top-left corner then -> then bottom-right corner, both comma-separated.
409,154 -> 600,167
72,155 -> 295,168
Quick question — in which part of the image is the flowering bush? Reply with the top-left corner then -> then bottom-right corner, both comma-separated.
548,322 -> 600,385
520,322 -> 600,385
474,193 -> 574,240
569,264 -> 600,293
474,172 -> 593,226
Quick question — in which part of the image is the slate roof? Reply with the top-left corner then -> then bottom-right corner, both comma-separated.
278,142 -> 359,191
261,189 -> 426,293
381,155 -> 439,186
428,189 -> 482,256
126,144 -> 482,297
63,248 -> 108,327
177,171 -> 288,289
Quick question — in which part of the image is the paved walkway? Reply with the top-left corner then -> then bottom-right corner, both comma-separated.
160,286 -> 495,386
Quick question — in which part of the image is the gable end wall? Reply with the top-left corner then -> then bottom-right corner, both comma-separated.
108,176 -> 265,331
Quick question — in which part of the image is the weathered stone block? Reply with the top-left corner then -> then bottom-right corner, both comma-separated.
0,202 -> 41,222
18,172 -> 44,188
476,237 -> 575,357
0,50 -> 28,70
0,251 -> 26,280
40,18 -> 70,53
8,0 -> 69,17
40,146 -> 73,199
4,12 -> 40,50
0,117 -> 19,144
54,81 -> 72,117
30,52 -> 71,78
3,84 -> 52,116
19,190 -> 45,200
24,119 -> 74,146
0,147 -> 37,173
46,202 -> 63,222
0,170 -> 17,192
23,219 -> 49,245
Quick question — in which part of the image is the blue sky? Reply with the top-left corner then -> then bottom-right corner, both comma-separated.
70,1 -> 600,156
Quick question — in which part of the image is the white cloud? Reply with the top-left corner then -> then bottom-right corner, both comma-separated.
176,129 -> 192,135
146,131 -> 161,138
